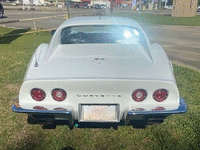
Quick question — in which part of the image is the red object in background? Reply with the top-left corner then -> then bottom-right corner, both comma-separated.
81,0 -> 90,2
108,0 -> 125,4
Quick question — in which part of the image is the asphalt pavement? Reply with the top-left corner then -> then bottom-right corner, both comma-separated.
142,25 -> 200,71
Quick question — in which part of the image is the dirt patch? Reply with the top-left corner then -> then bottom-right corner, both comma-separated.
4,82 -> 21,92
0,82 -> 21,98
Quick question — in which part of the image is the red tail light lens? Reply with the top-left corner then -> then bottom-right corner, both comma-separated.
31,88 -> 46,101
131,108 -> 145,111
152,107 -> 165,111
52,88 -> 66,101
33,106 -> 48,110
153,89 -> 168,102
136,108 -> 145,111
54,107 -> 68,111
132,89 -> 147,102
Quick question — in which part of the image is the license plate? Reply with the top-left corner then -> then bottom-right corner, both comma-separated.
80,105 -> 118,122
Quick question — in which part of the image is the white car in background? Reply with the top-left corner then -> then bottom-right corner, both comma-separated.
164,5 -> 173,10
12,16 -> 187,129
197,6 -> 200,12
0,2 -> 4,18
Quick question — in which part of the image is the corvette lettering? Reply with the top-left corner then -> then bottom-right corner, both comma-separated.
77,94 -> 121,98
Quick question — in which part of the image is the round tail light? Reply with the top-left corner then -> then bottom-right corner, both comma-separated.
131,108 -> 145,111
153,89 -> 168,102
132,89 -> 147,102
54,107 -> 68,111
31,88 -> 46,101
152,107 -> 165,111
33,106 -> 48,110
136,108 -> 145,111
52,88 -> 66,101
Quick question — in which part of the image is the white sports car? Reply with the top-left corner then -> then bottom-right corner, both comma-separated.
12,16 -> 187,129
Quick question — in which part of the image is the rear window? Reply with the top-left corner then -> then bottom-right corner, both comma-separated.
60,25 -> 148,48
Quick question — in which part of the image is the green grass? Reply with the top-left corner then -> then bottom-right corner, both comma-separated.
0,27 -> 199,150
112,12 -> 200,26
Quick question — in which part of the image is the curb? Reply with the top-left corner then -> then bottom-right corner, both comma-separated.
1,28 -> 57,37
0,14 -> 65,24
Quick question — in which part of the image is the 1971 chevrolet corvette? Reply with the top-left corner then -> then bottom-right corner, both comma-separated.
12,16 -> 187,129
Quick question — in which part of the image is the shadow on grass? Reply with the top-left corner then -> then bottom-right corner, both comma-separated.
7,132 -> 44,150
60,147 -> 75,150
162,14 -> 172,16
39,120 -> 149,130
0,16 -> 7,19
0,28 -> 30,44
39,119 -> 163,130
72,121 -> 151,129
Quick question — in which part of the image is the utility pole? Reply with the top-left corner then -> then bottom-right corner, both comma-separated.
139,0 -> 142,11
110,0 -> 114,15
65,0 -> 70,19
165,0 -> 167,8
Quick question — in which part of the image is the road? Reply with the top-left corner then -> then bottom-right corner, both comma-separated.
143,25 -> 200,71
0,8 -> 200,71
0,8 -> 103,29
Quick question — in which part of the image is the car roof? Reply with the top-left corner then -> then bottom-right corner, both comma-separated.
58,16 -> 141,28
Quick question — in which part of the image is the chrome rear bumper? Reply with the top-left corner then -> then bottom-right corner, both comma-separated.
12,98 -> 187,127
11,98 -> 74,127
124,98 -> 187,125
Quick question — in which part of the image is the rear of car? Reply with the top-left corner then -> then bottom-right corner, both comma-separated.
74,4 -> 79,8
197,6 -> 200,12
80,4 -> 88,9
15,79 -> 184,123
94,4 -> 101,9
12,17 -> 187,129
0,3 -> 4,18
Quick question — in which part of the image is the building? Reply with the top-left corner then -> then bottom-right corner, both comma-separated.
172,0 -> 198,17
91,0 -> 110,7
